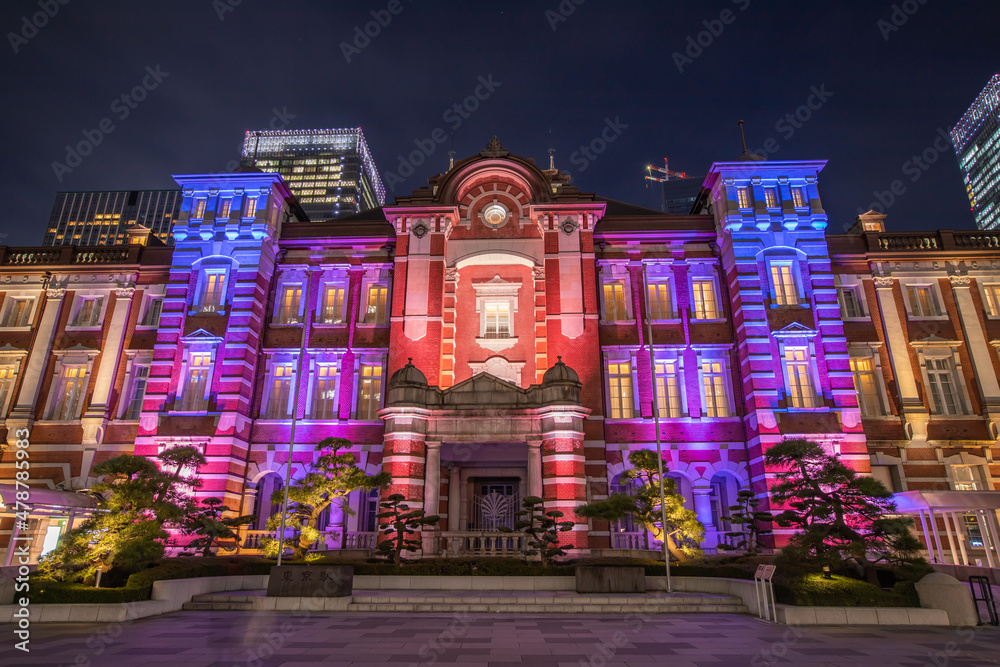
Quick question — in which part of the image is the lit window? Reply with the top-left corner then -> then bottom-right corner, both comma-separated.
764,188 -> 779,208
192,198 -> 207,218
140,297 -> 163,327
850,356 -> 883,417
736,187 -> 751,209
71,297 -> 104,327
243,196 -> 257,218
180,353 -> 211,411
321,285 -> 345,324
357,363 -> 383,419
906,286 -> 940,317
647,282 -> 672,320
791,187 -> 807,208
312,365 -> 337,419
264,364 -> 293,419
218,198 -> 232,218
121,365 -> 149,420
952,465 -> 982,491
655,360 -> 682,418
701,360 -> 729,417
926,357 -> 965,415
276,285 -> 303,324
692,280 -> 718,319
363,285 -> 388,324
983,285 -> 1000,316
50,365 -> 87,420
0,298 -> 34,327
603,282 -> 628,321
607,361 -> 634,419
200,272 -> 225,312
484,302 -> 511,338
770,264 -> 799,305
785,349 -> 817,408
0,367 -> 17,417
839,288 -> 864,319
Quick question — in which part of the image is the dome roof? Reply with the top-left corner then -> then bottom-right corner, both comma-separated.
388,358 -> 427,386
542,356 -> 579,384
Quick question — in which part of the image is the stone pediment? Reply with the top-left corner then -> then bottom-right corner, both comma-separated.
386,367 -> 582,410
771,322 -> 817,338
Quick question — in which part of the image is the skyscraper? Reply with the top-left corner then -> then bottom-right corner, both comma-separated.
42,189 -> 182,246
951,74 -> 1000,231
240,128 -> 386,221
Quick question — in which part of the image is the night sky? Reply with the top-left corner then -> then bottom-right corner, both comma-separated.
1,0 -> 998,247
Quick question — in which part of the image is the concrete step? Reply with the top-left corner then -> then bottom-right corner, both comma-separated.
350,594 -> 742,606
345,601 -> 749,614
190,594 -> 259,603
182,601 -> 255,611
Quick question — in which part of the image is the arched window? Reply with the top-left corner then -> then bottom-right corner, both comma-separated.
709,472 -> 742,533
252,473 -> 283,530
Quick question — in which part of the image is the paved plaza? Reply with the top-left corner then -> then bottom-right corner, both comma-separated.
2,611 -> 999,667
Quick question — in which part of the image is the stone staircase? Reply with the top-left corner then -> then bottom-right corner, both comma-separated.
181,590 -> 749,614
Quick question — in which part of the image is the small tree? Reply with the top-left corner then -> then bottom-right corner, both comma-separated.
180,497 -> 255,557
375,493 -> 440,566
262,438 -> 390,560
501,496 -> 574,566
577,450 -> 704,561
39,447 -> 205,583
765,438 -> 925,584
718,489 -> 773,555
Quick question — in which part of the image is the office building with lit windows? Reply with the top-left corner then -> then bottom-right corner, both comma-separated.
240,127 -> 386,221
951,74 -> 1000,231
2,139 -> 1000,568
41,189 -> 182,246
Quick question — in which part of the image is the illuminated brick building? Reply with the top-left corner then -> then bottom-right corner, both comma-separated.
2,138 -> 1000,565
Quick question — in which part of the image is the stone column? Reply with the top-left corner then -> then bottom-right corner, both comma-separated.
951,277 -> 1000,432
7,289 -> 65,444
540,431 -> 588,549
447,465 -> 461,533
693,487 -> 717,548
873,276 -> 928,439
422,442 -> 441,556
527,440 -> 543,499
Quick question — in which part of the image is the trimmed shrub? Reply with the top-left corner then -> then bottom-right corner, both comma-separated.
30,580 -> 150,604
774,574 -> 920,607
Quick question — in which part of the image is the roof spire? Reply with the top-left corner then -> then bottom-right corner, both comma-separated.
548,129 -> 555,170
448,133 -> 455,170
737,120 -> 749,156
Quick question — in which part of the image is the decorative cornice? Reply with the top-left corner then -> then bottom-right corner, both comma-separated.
115,287 -> 135,298
949,275 -> 971,287
45,288 -> 66,299
873,276 -> 894,289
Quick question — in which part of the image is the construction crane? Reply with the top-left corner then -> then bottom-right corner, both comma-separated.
644,158 -> 690,187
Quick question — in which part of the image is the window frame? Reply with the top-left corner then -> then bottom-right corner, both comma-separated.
261,360 -> 296,419
736,187 -> 751,210
0,295 -> 36,329
791,186 -> 808,209
318,282 -> 347,325
67,294 -> 106,329
904,284 -> 945,319
654,357 -> 684,419
783,346 -> 819,409
194,266 -> 229,314
698,353 -> 732,418
0,361 -> 21,419
849,352 -> 887,418
355,360 -> 384,420
769,262 -> 801,307
176,350 -> 214,412
191,197 -> 208,219
924,355 -> 967,416
982,284 -> 1000,318
360,283 -> 389,325
606,356 -> 636,420
690,277 -> 721,320
309,361 -> 339,420
242,195 -> 258,218
647,280 -> 675,321
45,353 -> 97,421
838,286 -> 865,320
601,280 -> 630,322
120,357 -> 151,421
763,187 -> 779,209
138,294 -> 163,328
274,283 -> 305,325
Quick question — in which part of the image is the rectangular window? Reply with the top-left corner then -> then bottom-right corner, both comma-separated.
200,272 -> 225,312
0,298 -> 34,327
276,285 -> 303,324
321,285 -> 345,324
702,360 -> 729,417
952,465 -> 982,491
51,366 -> 87,420
736,187 -> 751,209
264,364 -> 293,419
608,361 -> 634,419
243,196 -> 257,218
603,282 -> 628,321
850,356 -> 883,417
357,363 -> 383,419
692,280 -> 718,319
122,365 -> 149,420
218,198 -> 232,218
984,285 -> 1000,317
71,297 -> 104,327
655,360 -> 682,418
785,349 -> 817,408
192,198 -> 207,219
906,286 -> 940,317
363,285 -> 388,324
484,302 -> 511,338
839,288 -> 864,319
647,282 -> 672,320
764,187 -> 779,208
140,297 -> 163,327
791,187 -> 807,208
770,264 -> 799,305
926,357 -> 965,415
0,367 -> 16,416
180,353 -> 211,411
312,365 -> 337,419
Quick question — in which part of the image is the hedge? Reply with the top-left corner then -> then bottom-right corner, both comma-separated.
774,574 -> 920,608
29,580 -> 151,604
